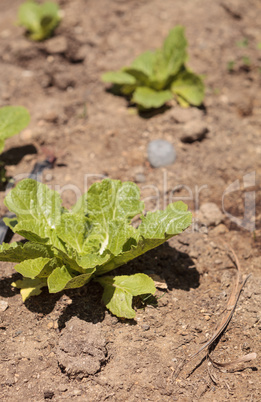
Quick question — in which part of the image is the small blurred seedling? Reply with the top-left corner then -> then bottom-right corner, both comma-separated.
102,26 -> 205,111
18,1 -> 61,41
242,56 -> 251,66
227,60 -> 235,72
236,38 -> 248,48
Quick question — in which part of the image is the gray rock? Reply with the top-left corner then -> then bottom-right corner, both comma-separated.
56,317 -> 107,379
169,107 -> 204,123
181,120 -> 208,143
147,139 -> 176,168
198,202 -> 224,227
45,36 -> 68,54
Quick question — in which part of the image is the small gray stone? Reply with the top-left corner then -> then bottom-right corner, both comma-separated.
198,203 -> 224,227
181,120 -> 208,143
147,139 -> 176,168
45,36 -> 68,54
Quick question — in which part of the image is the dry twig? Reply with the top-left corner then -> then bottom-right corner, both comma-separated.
173,247 -> 257,379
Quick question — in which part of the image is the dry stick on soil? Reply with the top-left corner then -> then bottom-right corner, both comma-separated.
173,247 -> 256,379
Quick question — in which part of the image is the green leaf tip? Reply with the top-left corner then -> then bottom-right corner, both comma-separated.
12,277 -> 47,302
101,26 -> 204,110
2,178 -> 191,318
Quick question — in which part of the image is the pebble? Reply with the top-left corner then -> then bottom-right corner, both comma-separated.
198,202 -> 224,227
147,139 -> 176,168
72,389 -> 82,396
58,384 -> 68,392
45,36 -> 68,54
20,129 -> 32,141
135,173 -> 146,183
168,107 -> 204,123
43,390 -> 54,399
43,111 -> 59,123
70,45 -> 88,62
47,322 -> 53,329
181,120 -> 208,143
210,223 -> 228,235
0,300 -> 9,312
142,324 -> 150,331
54,73 -> 75,90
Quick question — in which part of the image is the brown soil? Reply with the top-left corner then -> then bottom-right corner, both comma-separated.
0,0 -> 261,400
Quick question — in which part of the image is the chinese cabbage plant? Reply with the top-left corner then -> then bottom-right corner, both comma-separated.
0,106 -> 30,188
18,1 -> 61,41
0,179 -> 192,318
102,26 -> 205,110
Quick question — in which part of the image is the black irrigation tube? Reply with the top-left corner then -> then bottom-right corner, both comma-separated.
0,156 -> 56,244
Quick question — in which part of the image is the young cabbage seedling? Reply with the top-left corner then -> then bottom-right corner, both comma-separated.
18,1 -> 61,41
0,106 -> 30,188
0,178 -> 192,318
102,26 -> 205,111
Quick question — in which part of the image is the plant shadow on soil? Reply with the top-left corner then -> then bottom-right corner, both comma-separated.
0,144 -> 37,166
0,243 -> 199,328
105,86 -> 171,118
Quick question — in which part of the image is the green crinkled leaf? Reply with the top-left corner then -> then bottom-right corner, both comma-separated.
12,277 -> 47,302
14,256 -> 63,279
18,1 -> 60,41
4,179 -> 66,250
96,201 -> 192,275
102,220 -> 139,256
96,274 -> 156,318
162,26 -> 187,76
128,50 -> 156,78
0,106 -> 30,153
171,71 -> 205,106
132,87 -> 173,109
14,257 -> 52,278
0,241 -> 54,263
139,201 -> 192,238
101,71 -> 136,85
148,49 -> 170,90
47,265 -> 95,293
73,179 -> 144,225
56,213 -> 93,254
